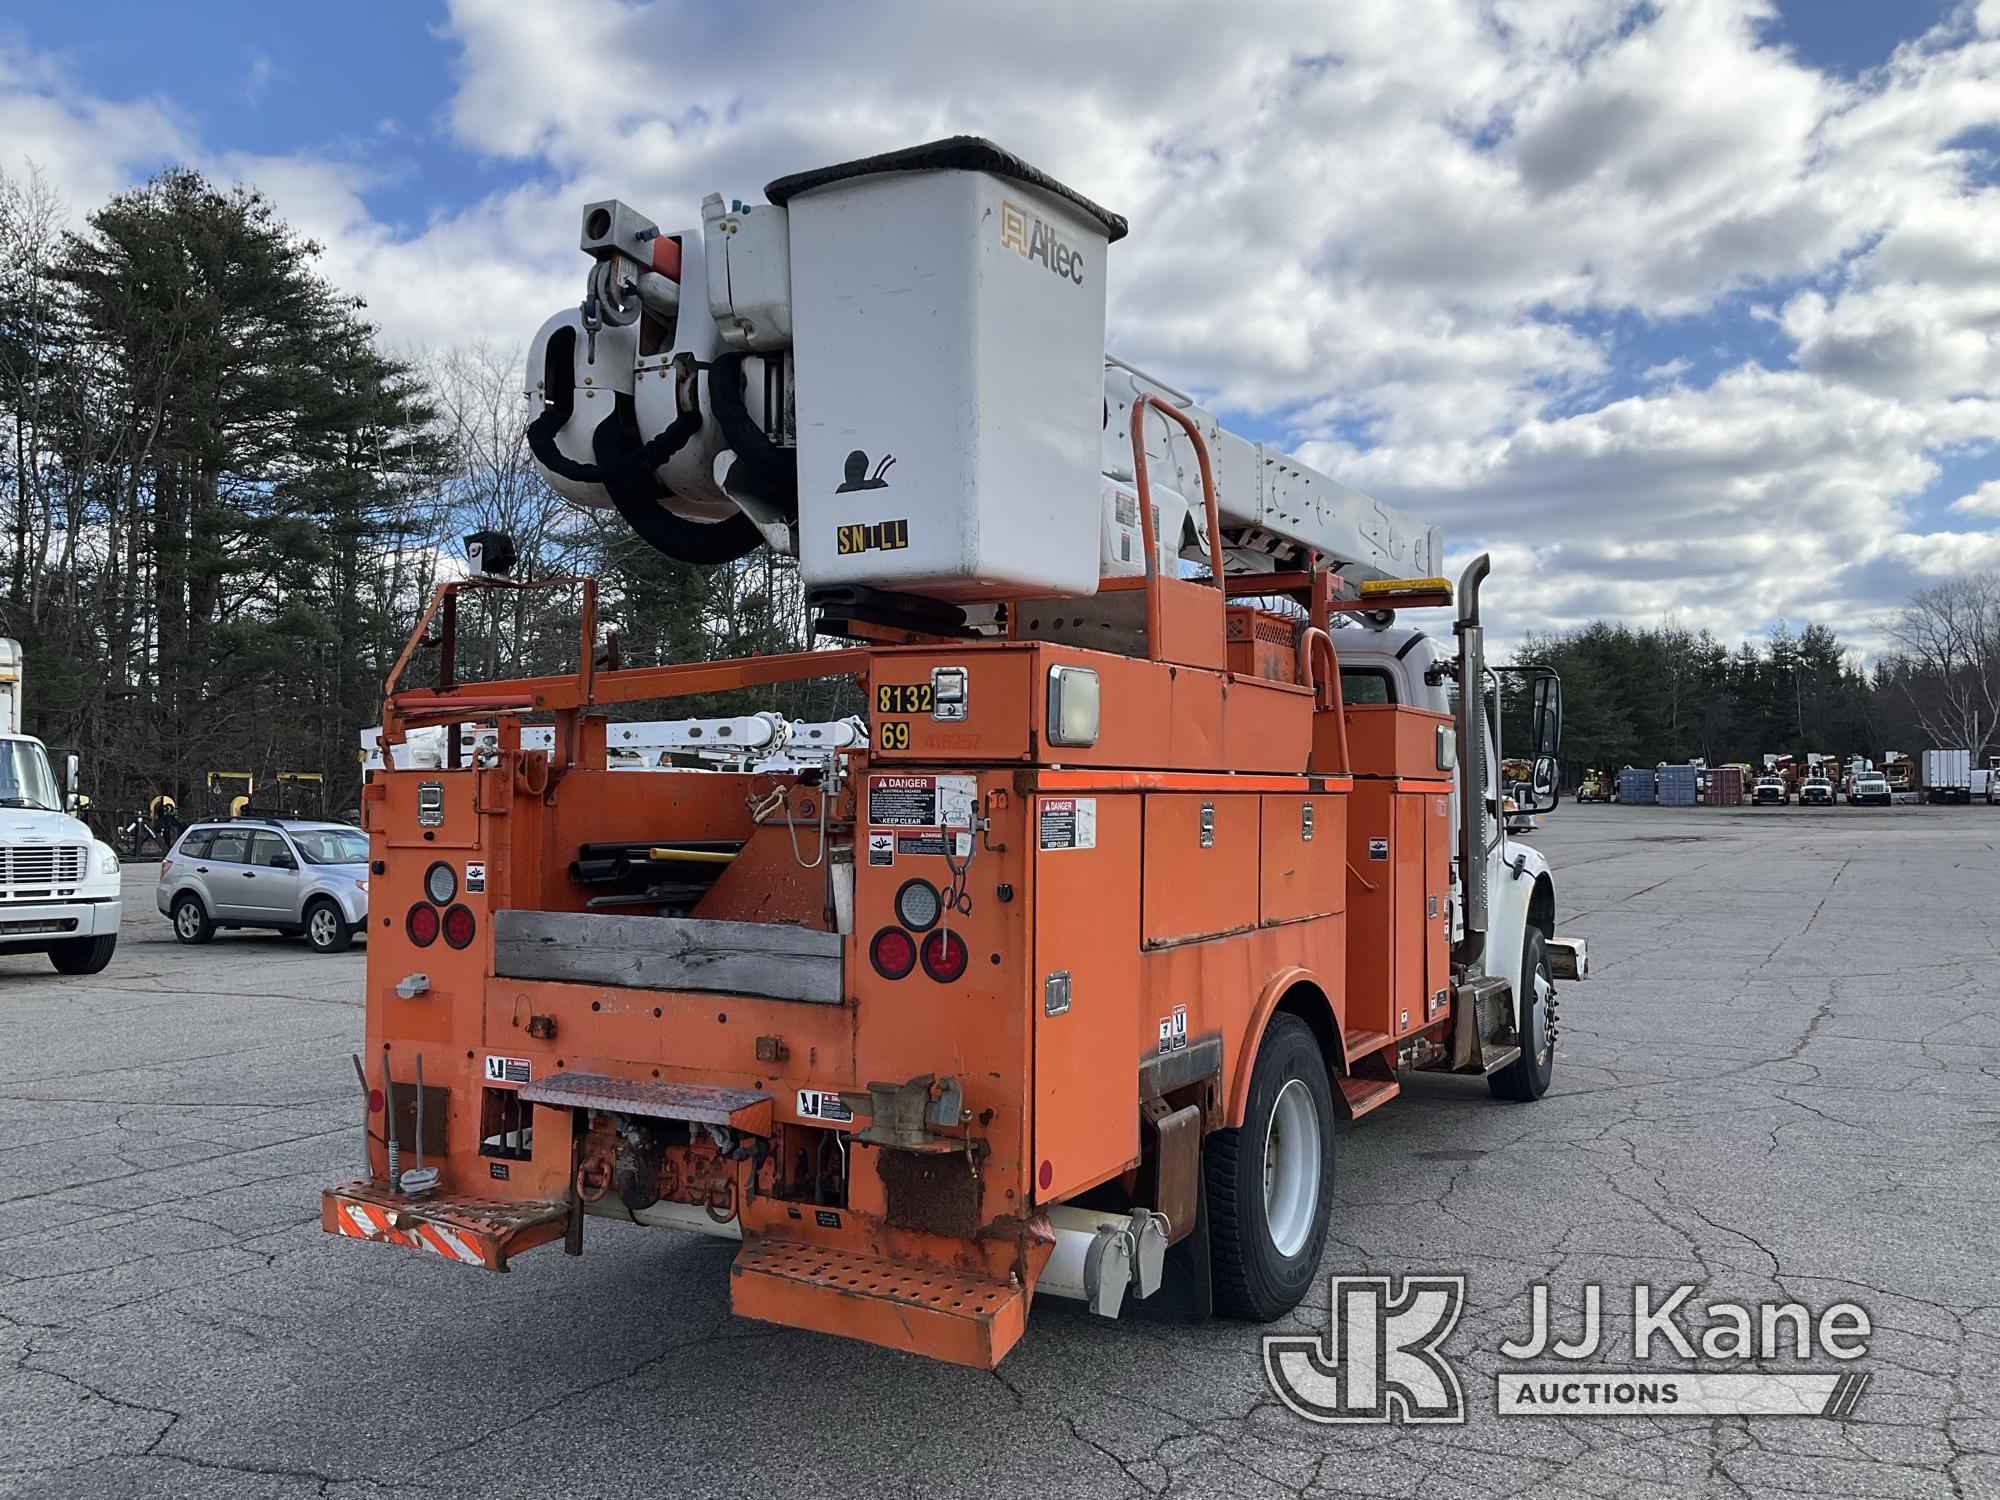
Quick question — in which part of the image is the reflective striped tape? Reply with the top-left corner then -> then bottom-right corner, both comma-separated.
335,1200 -> 485,1266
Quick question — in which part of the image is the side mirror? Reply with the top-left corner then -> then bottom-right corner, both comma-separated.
1531,672 -> 1562,761
271,851 -> 296,870
65,753 -> 79,812
1529,754 -> 1560,814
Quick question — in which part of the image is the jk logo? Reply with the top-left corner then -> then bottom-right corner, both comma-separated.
1264,1276 -> 1467,1424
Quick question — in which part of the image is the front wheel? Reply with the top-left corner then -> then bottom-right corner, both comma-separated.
1491,929 -> 1555,1101
304,899 -> 353,954
1206,1012 -> 1336,1321
48,934 -> 116,975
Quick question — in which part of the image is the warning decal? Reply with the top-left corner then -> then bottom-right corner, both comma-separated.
1157,1005 -> 1189,1055
484,1055 -> 531,1085
465,860 -> 486,893
1368,837 -> 1389,861
1038,797 -> 1098,851
898,833 -> 947,857
867,774 -> 976,828
867,833 -> 895,867
797,1089 -> 853,1123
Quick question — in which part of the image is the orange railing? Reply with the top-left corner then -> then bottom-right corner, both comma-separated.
1127,393 -> 1226,662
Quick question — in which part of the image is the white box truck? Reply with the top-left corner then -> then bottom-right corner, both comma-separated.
1923,748 -> 1972,805
0,639 -> 122,973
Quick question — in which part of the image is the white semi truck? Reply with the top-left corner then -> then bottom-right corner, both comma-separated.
0,639 -> 123,974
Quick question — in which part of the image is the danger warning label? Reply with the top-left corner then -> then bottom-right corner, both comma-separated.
797,1089 -> 853,1123
1038,796 -> 1097,851
867,774 -> 976,828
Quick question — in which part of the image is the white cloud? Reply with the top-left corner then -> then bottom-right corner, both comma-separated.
1,0 -> 1997,656
1951,479 -> 2000,517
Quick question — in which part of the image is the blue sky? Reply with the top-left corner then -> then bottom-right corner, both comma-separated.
1,0 -> 1995,653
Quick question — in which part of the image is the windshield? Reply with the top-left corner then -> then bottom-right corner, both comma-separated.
0,739 -> 60,811
292,828 -> 368,865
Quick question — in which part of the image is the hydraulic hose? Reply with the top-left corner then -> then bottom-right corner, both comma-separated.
706,351 -> 798,506
525,325 -> 763,566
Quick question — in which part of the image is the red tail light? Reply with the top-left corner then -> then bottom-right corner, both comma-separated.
920,929 -> 969,983
442,904 -> 477,949
406,903 -> 439,947
869,926 -> 916,980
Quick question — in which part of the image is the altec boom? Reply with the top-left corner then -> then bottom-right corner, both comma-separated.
323,138 -> 1585,1367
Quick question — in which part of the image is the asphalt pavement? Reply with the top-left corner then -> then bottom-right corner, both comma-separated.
1,805 -> 1996,1498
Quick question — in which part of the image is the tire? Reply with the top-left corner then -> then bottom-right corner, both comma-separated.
304,899 -> 353,954
171,893 -> 214,945
1491,928 -> 1555,1102
48,934 -> 116,975
1206,1012 -> 1335,1321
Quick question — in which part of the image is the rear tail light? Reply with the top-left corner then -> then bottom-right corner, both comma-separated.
920,929 -> 969,984
870,926 -> 916,980
406,903 -> 439,947
442,904 -> 477,949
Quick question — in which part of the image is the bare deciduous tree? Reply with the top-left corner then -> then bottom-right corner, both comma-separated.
1884,572 -> 2000,760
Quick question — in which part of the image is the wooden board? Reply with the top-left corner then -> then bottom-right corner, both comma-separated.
492,909 -> 844,1004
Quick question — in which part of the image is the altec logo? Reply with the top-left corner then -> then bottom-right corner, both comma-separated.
1000,199 -> 1085,284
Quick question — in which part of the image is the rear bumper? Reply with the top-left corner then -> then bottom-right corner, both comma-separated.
0,897 -> 119,948
322,1181 -> 568,1271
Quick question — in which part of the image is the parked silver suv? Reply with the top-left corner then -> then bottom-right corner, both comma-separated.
157,820 -> 369,953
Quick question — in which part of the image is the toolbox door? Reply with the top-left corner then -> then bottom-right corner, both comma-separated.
1031,792 -> 1141,1203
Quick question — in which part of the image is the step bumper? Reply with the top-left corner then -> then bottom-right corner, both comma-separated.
322,1181 -> 568,1272
730,1237 -> 1028,1368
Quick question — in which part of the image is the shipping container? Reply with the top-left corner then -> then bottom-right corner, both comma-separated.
1701,766 -> 1745,806
1618,769 -> 1656,805
1657,764 -> 1699,807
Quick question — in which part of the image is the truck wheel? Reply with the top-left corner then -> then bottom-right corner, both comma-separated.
48,934 -> 116,975
1205,1012 -> 1335,1321
304,899 -> 353,954
1491,929 -> 1555,1102
172,894 -> 214,945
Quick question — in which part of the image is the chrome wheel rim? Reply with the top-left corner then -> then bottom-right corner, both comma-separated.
1533,967 -> 1555,1065
309,909 -> 337,947
1262,1077 -> 1321,1259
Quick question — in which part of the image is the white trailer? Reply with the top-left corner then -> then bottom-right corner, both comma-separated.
1923,748 -> 1972,804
